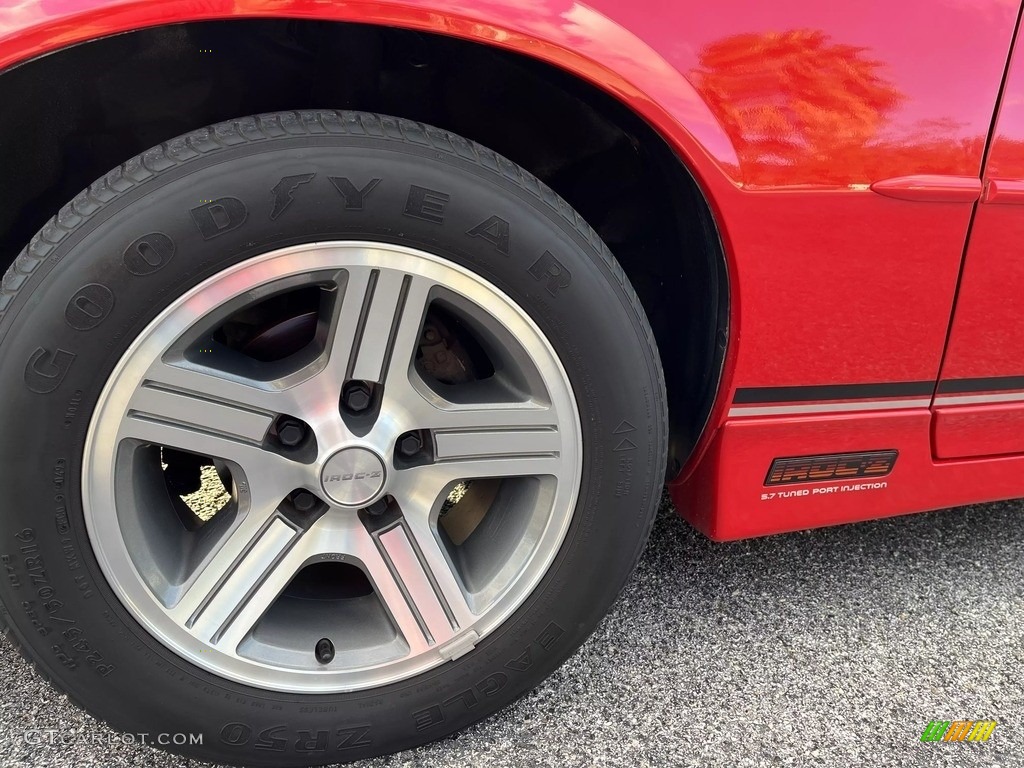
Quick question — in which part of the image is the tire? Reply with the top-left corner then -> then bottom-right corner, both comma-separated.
0,111 -> 666,766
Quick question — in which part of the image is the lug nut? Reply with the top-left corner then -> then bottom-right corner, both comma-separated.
343,381 -> 372,413
292,491 -> 318,513
364,498 -> 389,517
315,637 -> 335,665
277,418 -> 306,447
399,431 -> 423,457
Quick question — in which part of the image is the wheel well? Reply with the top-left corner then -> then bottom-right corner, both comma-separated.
0,19 -> 727,474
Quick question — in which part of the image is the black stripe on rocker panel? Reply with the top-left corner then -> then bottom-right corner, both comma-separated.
733,381 -> 936,405
936,375 -> 1024,395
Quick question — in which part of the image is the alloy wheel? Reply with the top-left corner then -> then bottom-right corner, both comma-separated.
82,241 -> 582,693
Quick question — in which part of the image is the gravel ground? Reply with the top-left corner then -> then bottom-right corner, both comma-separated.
2,494 -> 1022,767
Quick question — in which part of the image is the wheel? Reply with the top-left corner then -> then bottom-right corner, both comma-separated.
0,111 -> 666,765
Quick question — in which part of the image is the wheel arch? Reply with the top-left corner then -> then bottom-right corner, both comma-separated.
0,0 -> 741,178
0,9 -> 731,476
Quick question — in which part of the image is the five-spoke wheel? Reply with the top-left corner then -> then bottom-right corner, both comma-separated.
84,242 -> 582,691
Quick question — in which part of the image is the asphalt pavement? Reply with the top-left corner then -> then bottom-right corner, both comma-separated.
2,494 -> 1022,767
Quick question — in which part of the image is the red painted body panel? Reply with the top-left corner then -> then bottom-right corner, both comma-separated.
2,1 -> 1014,185
939,45 -> 1024,383
933,24 -> 1024,460
677,409 -> 1024,541
933,405 -> 1024,459
1,0 -> 1023,539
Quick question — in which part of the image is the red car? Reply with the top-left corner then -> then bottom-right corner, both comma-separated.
0,0 -> 1021,764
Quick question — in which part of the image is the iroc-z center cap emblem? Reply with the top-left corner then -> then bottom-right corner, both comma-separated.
320,447 -> 387,507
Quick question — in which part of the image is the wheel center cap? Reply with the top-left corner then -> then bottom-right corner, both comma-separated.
320,447 -> 386,507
